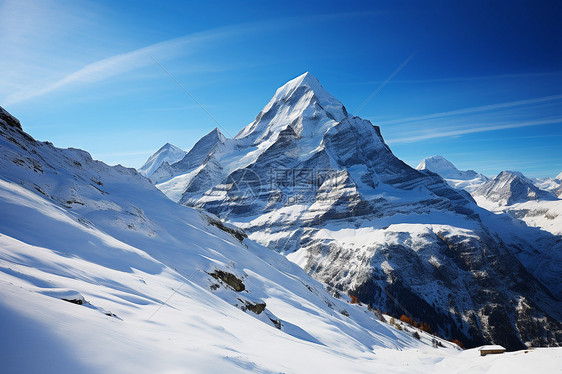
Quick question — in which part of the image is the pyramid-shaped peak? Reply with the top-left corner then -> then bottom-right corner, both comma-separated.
289,71 -> 322,89
235,73 -> 348,141
203,127 -> 226,143
271,72 -> 340,105
161,142 -> 180,149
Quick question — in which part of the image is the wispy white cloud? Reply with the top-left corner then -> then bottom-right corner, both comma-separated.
356,71 -> 562,85
386,117 -> 562,144
2,28 -> 239,105
380,94 -> 562,125
2,9 -> 369,106
354,52 -> 416,114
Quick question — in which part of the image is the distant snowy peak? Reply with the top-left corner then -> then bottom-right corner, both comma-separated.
235,72 -> 348,144
531,176 -> 562,193
557,172 -> 562,181
416,155 -> 478,180
150,127 -> 225,184
138,142 -> 186,178
175,127 -> 225,170
416,155 -> 488,193
474,170 -> 557,205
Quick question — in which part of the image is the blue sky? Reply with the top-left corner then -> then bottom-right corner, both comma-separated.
1,0 -> 561,177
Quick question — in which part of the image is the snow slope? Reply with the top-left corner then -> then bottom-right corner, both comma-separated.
138,142 -> 186,178
154,73 -> 562,350
416,155 -> 488,193
0,106 -> 501,373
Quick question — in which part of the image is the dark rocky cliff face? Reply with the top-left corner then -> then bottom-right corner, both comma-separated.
1,107 -> 23,130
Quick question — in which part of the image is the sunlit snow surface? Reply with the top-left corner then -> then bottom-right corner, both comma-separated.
2,108 -> 560,371
1,179 -> 559,373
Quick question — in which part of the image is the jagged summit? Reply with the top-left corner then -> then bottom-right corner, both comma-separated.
208,127 -> 226,142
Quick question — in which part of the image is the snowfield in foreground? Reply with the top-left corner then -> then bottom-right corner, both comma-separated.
1,186 -> 560,373
1,105 -> 561,372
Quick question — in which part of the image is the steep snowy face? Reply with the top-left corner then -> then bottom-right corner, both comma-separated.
556,172 -> 562,182
138,143 -> 186,177
166,74 -> 562,350
474,171 -> 557,205
1,106 -> 456,372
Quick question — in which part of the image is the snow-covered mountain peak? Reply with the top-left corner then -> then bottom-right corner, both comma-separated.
271,72 -> 332,102
138,142 -> 186,178
206,127 -> 226,143
169,73 -> 562,349
235,72 -> 348,143
474,170 -> 557,205
416,155 -> 486,192
416,155 -> 461,177
556,171 -> 562,181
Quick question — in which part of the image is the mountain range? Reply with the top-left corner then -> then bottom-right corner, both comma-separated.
1,72 -> 561,372
416,157 -> 562,236
143,73 -> 562,350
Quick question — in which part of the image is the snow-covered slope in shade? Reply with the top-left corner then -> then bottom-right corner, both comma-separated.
137,142 -> 186,178
159,73 -> 562,350
1,106 -> 499,373
473,171 -> 562,235
416,155 -> 488,193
